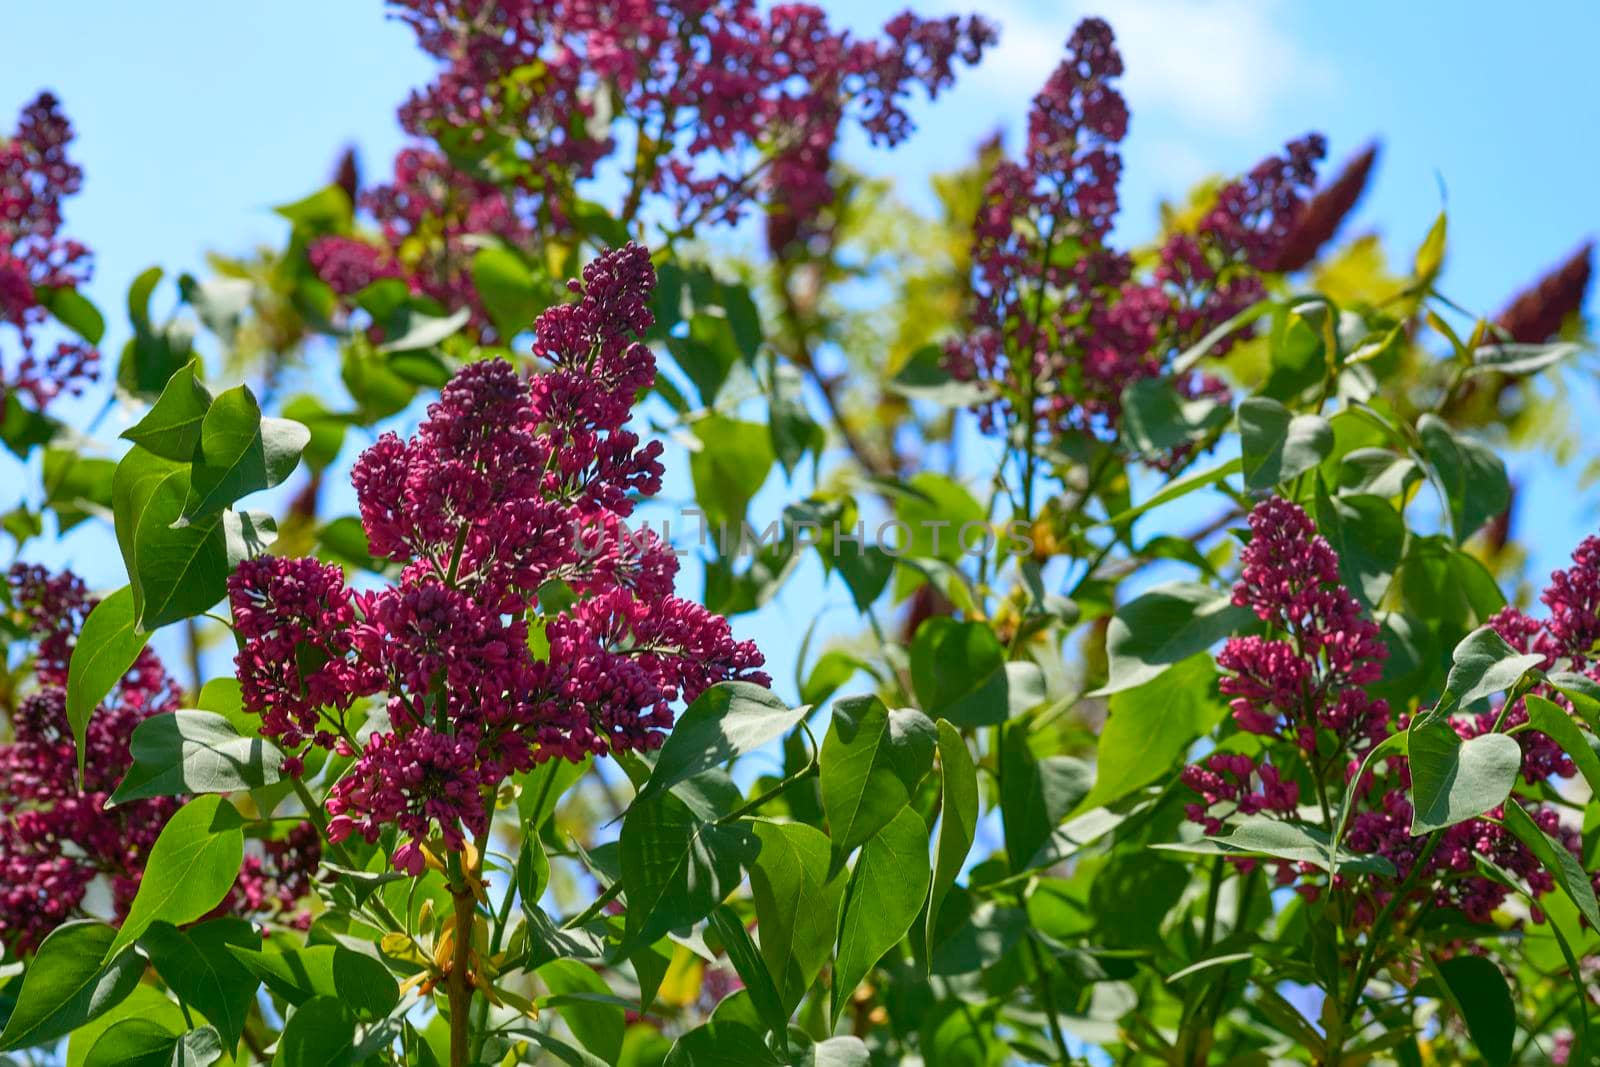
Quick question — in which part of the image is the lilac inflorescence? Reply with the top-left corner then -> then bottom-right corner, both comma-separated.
230,244 -> 768,870
0,566 -> 322,954
943,19 -> 1323,457
0,93 -> 99,410
1181,500 -> 1597,931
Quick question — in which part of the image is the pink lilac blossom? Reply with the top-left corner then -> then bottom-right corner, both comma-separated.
308,234 -> 403,297
0,93 -> 99,410
0,566 -> 323,953
942,19 -> 1322,458
1452,535 -> 1600,785
387,0 -> 992,227
229,245 -> 767,871
1216,497 -> 1389,751
341,2 -> 990,338
1181,503 -> 1594,931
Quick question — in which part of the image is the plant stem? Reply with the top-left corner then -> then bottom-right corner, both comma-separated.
1020,906 -> 1072,1064
713,760 -> 818,825
562,879 -> 624,929
288,775 -> 405,933
1342,830 -> 1442,1028
448,862 -> 475,1067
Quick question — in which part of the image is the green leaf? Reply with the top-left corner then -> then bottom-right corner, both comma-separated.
620,792 -> 754,947
0,921 -> 144,1051
887,344 -> 991,407
1407,720 -> 1520,834
65,586 -> 148,779
119,268 -> 199,400
184,384 -> 310,518
107,796 -> 246,960
926,721 -> 978,959
109,709 -> 285,805
171,1027 -> 225,1067
1501,799 -> 1600,929
1339,447 -> 1422,499
768,363 -> 818,475
274,184 -> 352,231
120,361 -> 212,461
376,307 -> 470,353
518,755 -> 591,829
1549,671 -> 1600,731
708,906 -> 788,1049
1417,414 -> 1509,543
180,275 -> 252,345
689,416 -> 774,532
1121,377 -> 1228,456
42,448 -> 117,531
139,918 -> 260,1052
279,395 -> 347,472
538,959 -> 625,1064
663,1021 -> 782,1067
1312,486 -> 1404,609
819,696 -> 936,863
226,943 -> 398,1020
1,392 -> 63,458
893,473 -> 985,564
40,286 -> 106,344
64,985 -> 189,1067
632,683 -> 809,810
272,997 -> 357,1067
1414,211 -> 1447,281
1100,581 -> 1254,694
793,1037 -> 872,1067
82,1019 -> 182,1067
667,313 -> 744,405
1079,655 -> 1226,812
1522,695 -> 1600,798
1432,955 -> 1514,1067
472,246 -> 541,338
315,515 -> 375,571
748,820 -> 846,1011
1469,340 -> 1582,377
222,509 -> 278,568
1153,818 -> 1395,877
1103,456 -> 1241,527
1238,396 -> 1334,489
830,805 -> 931,1023
112,447 -> 231,630
999,721 -> 1092,872
1439,626 -> 1544,712
1262,301 -> 1331,399
928,901 -> 1027,977
910,619 -> 1012,728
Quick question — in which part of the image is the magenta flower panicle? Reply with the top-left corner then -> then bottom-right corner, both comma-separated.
0,565 -> 321,953
1,93 -> 99,410
230,244 -> 767,871
943,19 -> 1322,462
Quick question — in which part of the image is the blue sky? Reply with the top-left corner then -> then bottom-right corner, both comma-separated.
3,0 -> 1597,701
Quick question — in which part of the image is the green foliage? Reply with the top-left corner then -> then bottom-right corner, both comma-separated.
0,922 -> 143,1051
5,16 -> 1597,1067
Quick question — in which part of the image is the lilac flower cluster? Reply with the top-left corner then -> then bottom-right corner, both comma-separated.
943,19 -> 1323,455
0,566 -> 181,953
1182,500 -> 1593,931
229,245 -> 768,873
1218,497 -> 1389,752
0,93 -> 98,410
1454,536 -> 1600,784
306,3 -> 991,338
0,566 -> 323,953
388,0 -> 992,226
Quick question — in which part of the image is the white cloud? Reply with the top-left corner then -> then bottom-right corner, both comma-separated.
956,0 -> 1333,138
